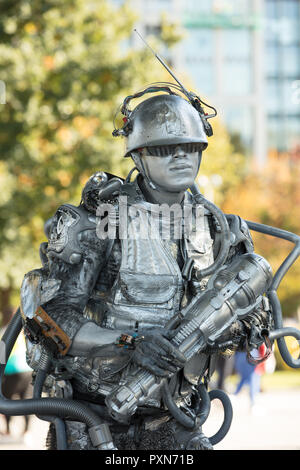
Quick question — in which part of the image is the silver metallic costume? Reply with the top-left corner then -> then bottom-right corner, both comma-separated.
20,92 -> 273,450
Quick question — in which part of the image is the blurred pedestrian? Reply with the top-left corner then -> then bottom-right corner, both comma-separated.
233,347 -> 267,415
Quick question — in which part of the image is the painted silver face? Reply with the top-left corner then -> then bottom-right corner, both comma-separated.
125,94 -> 208,157
141,145 -> 201,192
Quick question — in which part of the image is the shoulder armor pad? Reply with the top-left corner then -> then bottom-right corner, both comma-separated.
82,171 -> 123,212
226,214 -> 254,253
47,203 -> 97,264
20,268 -> 61,319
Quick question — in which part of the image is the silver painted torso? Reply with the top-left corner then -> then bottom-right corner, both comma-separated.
89,181 -> 214,332
21,176 -> 255,402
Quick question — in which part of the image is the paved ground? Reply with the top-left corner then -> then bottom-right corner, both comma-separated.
0,387 -> 299,451
204,387 -> 300,450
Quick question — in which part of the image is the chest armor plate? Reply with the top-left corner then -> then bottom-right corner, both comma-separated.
102,188 -> 214,331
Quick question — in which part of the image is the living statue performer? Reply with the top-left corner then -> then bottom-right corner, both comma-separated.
18,84 -> 275,450
3,42 -> 299,451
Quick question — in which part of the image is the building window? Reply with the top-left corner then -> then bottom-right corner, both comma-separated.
223,29 -> 251,60
222,106 -> 253,152
283,79 -> 300,113
221,29 -> 252,95
267,116 -> 282,150
184,29 -> 213,61
182,29 -> 214,96
222,61 -> 252,95
282,45 -> 300,77
265,44 -> 279,76
184,0 -> 213,14
267,114 -> 300,152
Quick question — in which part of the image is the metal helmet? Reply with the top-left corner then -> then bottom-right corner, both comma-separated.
124,94 -> 208,157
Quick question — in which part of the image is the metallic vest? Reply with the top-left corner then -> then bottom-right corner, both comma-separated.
98,181 -> 214,332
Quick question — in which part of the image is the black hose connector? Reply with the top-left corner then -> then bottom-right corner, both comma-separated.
196,383 -> 211,427
161,381 -> 195,429
161,381 -> 212,430
162,381 -> 233,446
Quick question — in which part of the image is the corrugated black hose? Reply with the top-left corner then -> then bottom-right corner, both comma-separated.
161,381 -> 233,446
33,351 -> 68,450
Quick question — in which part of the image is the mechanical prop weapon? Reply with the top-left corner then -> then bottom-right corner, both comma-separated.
105,252 -> 273,423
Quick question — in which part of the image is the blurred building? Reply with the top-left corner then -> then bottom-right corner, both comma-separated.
114,0 -> 300,166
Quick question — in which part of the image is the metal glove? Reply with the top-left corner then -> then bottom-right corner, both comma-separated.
130,329 -> 186,378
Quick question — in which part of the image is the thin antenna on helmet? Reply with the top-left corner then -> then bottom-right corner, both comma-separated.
111,29 -> 217,138
133,28 -> 216,137
133,29 -> 191,101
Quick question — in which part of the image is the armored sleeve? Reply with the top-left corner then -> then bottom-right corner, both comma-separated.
229,214 -> 272,341
21,203 -> 114,357
210,214 -> 272,353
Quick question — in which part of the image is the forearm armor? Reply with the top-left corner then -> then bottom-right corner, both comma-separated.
21,203 -> 114,359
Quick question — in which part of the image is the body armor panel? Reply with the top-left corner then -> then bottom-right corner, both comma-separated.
95,180 -> 214,331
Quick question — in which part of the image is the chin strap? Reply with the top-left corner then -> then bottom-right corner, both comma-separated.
130,151 -> 158,191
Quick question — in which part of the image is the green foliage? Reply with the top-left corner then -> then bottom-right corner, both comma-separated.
0,0 -> 179,295
199,118 -> 246,205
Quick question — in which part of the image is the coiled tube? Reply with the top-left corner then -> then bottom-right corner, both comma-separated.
208,389 -> 233,446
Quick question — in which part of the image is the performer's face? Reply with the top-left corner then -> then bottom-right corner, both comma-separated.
141,145 -> 201,193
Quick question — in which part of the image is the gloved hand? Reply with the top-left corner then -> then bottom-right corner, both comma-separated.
130,329 -> 186,378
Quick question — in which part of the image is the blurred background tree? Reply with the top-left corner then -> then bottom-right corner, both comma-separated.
0,0 -> 185,316
0,0 -> 298,329
0,0 -> 248,318
222,154 -> 300,318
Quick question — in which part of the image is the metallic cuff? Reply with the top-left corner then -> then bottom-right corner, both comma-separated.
68,322 -> 122,357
